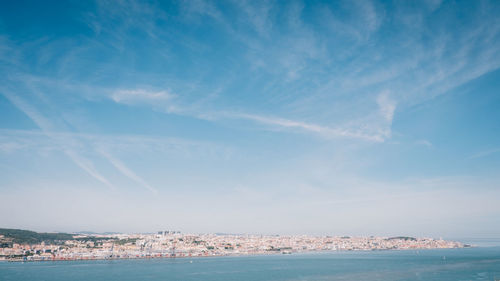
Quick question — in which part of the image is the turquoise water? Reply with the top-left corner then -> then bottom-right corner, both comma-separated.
1,247 -> 500,281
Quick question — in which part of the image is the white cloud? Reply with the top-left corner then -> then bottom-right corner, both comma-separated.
0,129 -> 227,157
353,0 -> 382,33
415,139 -> 433,147
106,87 -> 390,142
111,89 -> 175,104
64,149 -> 115,190
470,148 -> 500,159
97,149 -> 157,193
0,89 -> 170,193
181,0 -> 223,21
1,90 -> 116,190
236,0 -> 273,36
376,91 -> 397,123
231,113 -> 385,142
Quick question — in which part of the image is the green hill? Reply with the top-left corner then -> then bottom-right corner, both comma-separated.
386,236 -> 417,241
0,228 -> 75,245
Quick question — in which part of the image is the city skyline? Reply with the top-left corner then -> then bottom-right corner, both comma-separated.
1,0 -> 500,238
0,228 -> 467,262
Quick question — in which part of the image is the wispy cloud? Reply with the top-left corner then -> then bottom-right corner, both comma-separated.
97,148 -> 157,193
0,85 -> 174,193
234,0 -> 274,36
111,89 -> 175,104
230,112 -> 385,142
415,139 -> 433,147
354,0 -> 383,33
0,89 -> 116,190
180,0 -> 223,21
470,148 -> 500,159
376,91 -> 397,123
5,0 -> 498,149
0,128 -> 230,159
65,149 -> 115,189
107,87 -> 388,142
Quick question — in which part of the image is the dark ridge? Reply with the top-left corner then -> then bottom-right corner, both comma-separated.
386,236 -> 417,241
0,228 -> 75,245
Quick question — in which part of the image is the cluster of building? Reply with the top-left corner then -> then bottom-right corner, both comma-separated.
0,232 -> 466,262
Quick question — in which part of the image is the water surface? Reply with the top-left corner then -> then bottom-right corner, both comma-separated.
1,247 -> 500,281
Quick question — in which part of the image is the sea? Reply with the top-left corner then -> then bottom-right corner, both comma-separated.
1,247 -> 500,281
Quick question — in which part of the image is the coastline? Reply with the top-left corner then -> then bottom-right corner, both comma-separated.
2,246 -> 472,263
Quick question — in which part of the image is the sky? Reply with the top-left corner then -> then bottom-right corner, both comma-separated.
0,0 -> 499,238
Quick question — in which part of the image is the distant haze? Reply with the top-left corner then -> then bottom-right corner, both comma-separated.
0,0 -> 499,238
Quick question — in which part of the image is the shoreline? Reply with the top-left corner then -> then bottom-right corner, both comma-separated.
2,246 -> 472,263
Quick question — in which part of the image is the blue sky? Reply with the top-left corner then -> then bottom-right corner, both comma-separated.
0,0 -> 499,238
